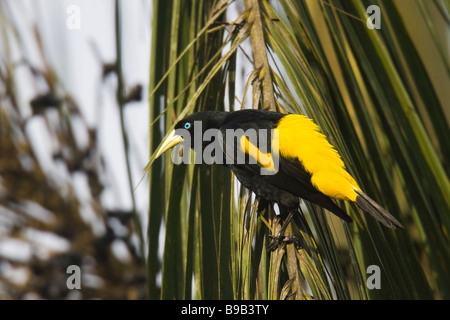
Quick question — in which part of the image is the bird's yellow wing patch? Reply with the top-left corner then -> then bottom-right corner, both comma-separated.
276,114 -> 360,201
239,135 -> 278,174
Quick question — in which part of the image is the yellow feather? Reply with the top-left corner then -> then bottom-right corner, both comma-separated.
276,114 -> 360,201
239,135 -> 277,173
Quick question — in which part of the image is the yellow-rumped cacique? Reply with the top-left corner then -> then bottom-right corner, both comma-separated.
154,109 -> 403,249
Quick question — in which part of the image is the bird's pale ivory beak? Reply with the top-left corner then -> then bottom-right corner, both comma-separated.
155,129 -> 184,159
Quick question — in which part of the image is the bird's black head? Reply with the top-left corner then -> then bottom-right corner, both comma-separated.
174,111 -> 227,135
155,111 -> 227,158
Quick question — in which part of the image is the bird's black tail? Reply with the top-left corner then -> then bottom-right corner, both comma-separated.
355,190 -> 403,229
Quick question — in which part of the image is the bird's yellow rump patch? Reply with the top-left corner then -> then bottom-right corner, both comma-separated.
276,114 -> 360,201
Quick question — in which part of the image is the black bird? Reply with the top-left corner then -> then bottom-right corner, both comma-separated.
154,109 -> 403,249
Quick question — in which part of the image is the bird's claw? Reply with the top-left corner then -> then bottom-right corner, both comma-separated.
267,234 -> 301,251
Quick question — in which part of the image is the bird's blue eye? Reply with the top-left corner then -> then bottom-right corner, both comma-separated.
184,122 -> 191,129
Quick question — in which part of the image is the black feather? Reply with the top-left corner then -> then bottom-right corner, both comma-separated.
355,190 -> 403,229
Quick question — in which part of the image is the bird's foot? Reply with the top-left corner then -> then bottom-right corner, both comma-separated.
267,234 -> 301,251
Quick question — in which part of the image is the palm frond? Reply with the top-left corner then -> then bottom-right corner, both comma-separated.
147,0 -> 449,300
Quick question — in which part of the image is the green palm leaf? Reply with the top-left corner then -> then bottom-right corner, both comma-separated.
147,0 -> 449,300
